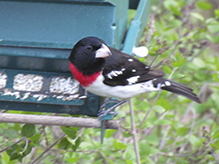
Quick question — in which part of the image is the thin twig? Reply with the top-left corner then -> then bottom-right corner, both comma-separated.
0,137 -> 26,153
30,133 -> 66,164
153,0 -> 165,16
129,99 -> 141,164
179,107 -> 196,153
42,125 -> 49,147
140,111 -> 169,139
138,67 -> 177,130
138,91 -> 162,130
119,125 -> 133,134
149,54 -> 159,68
179,82 -> 206,123
145,14 -> 156,47
50,148 -> 100,154
98,152 -> 109,164
20,139 -> 29,154
72,128 -> 84,142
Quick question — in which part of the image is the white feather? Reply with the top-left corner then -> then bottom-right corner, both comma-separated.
107,69 -> 124,79
127,76 -> 140,84
85,74 -> 161,99
132,46 -> 148,57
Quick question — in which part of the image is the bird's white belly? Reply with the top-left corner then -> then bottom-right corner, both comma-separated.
85,75 -> 161,99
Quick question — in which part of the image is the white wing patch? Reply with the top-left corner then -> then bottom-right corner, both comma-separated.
161,81 -> 171,87
127,76 -> 140,84
165,81 -> 171,86
107,69 -> 125,79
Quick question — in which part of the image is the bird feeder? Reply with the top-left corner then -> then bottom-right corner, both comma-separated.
0,0 -> 150,141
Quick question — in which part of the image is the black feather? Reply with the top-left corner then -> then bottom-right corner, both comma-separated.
157,79 -> 201,103
103,47 -> 165,86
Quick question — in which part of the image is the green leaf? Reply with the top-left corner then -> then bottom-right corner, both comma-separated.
139,142 -> 151,156
153,105 -> 166,113
196,2 -> 212,10
9,151 -> 20,161
0,127 -> 4,133
189,135 -> 202,147
208,24 -> 219,34
205,33 -> 214,42
124,149 -> 135,161
172,59 -> 185,68
65,157 -> 79,163
66,136 -> 81,151
157,119 -> 172,125
105,129 -> 116,138
192,58 -> 206,69
172,52 -> 185,68
6,144 -> 21,156
122,131 -> 132,138
58,137 -> 71,150
21,124 -> 35,138
139,141 -> 158,156
1,152 -> 10,163
215,9 -> 219,18
163,66 -> 172,75
176,127 -> 190,136
169,4 -> 182,16
61,126 -> 77,139
30,133 -> 41,144
212,73 -> 219,82
213,35 -> 219,43
190,12 -> 204,22
21,144 -> 32,157
213,131 -> 219,140
169,19 -> 182,27
3,129 -> 19,139
145,134 -> 159,145
155,98 -> 171,110
214,57 -> 219,71
113,139 -> 127,150
164,0 -> 182,16
125,159 -> 134,164
71,137 -> 81,151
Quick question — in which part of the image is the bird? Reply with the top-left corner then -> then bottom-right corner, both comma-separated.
68,37 -> 201,115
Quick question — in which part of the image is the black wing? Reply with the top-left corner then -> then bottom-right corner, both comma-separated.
102,47 -> 165,86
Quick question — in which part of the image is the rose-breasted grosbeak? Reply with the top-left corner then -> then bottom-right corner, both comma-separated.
68,37 -> 201,104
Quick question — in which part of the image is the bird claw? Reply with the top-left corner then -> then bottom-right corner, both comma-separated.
98,98 -> 120,113
98,98 -> 127,119
98,111 -> 118,120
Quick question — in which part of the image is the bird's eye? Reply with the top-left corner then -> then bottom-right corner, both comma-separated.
85,45 -> 93,50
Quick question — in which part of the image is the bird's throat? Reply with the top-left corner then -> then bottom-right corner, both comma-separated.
69,62 -> 101,87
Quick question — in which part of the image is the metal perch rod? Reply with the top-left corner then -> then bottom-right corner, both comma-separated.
0,113 -> 119,129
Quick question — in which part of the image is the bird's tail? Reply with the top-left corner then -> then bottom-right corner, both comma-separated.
154,78 -> 201,103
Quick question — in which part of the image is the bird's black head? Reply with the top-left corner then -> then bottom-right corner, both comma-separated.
69,37 -> 112,76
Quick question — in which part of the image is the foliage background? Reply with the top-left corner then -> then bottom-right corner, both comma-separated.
0,0 -> 219,163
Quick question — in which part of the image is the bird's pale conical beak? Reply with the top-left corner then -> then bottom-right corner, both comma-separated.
95,44 -> 112,58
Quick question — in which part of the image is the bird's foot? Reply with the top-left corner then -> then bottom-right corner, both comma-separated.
98,110 -> 118,119
98,98 -> 120,113
98,99 -> 127,119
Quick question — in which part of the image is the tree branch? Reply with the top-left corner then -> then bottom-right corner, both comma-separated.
30,133 -> 66,164
0,136 -> 26,153
0,113 -> 119,129
129,99 -> 141,164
